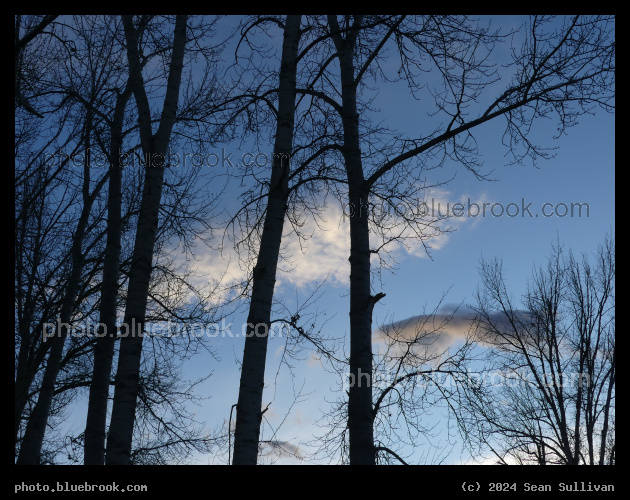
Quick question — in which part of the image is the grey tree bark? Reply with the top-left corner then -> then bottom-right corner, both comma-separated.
232,14 -> 302,465
105,14 -> 188,465
327,14 -> 383,466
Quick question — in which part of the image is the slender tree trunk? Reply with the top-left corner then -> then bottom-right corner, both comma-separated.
15,309 -> 45,448
346,184 -> 377,466
232,14 -> 302,465
17,111 -> 104,464
328,15 -> 381,465
105,15 -> 187,465
14,341 -> 32,446
84,85 -> 131,465
16,297 -> 81,464
15,168 -> 64,448
599,346 -> 614,465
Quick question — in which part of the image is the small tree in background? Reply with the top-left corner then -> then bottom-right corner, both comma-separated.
465,234 -> 614,465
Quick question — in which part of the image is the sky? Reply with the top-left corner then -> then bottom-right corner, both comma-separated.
190,109 -> 614,464
36,15 -> 614,465
172,16 -> 615,465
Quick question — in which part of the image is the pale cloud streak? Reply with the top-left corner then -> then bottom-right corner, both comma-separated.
374,304 -> 534,355
277,188 -> 487,289
258,440 -> 305,463
171,187 -> 487,296
373,305 -> 479,360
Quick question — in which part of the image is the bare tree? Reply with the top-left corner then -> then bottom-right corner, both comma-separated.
15,120 -> 85,450
15,15 -> 141,463
84,81 -> 132,465
311,14 -> 614,464
17,97 -> 110,465
15,17 -> 96,448
229,14 -> 304,465
311,295 -> 483,465
14,14 -> 614,467
371,304 -> 481,465
105,14 -> 189,465
196,14 -> 342,464
465,234 -> 614,465
15,15 -> 228,465
15,16 -> 136,458
83,13 -> 226,464
15,15 -> 58,118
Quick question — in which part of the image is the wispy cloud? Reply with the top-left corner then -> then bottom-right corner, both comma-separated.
277,202 -> 350,288
373,305 -> 478,357
259,440 -> 305,463
384,187 -> 488,259
278,188 -> 488,289
374,304 -> 534,353
170,187 -> 488,296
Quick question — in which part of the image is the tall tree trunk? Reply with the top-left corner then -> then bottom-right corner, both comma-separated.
232,14 -> 302,465
599,346 -> 614,465
15,160 -> 72,449
17,111 -> 105,464
328,15 -> 381,465
15,281 -> 47,448
105,15 -> 187,465
14,335 -> 32,447
84,84 -> 131,465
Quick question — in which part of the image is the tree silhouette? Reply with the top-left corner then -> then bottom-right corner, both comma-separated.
463,234 -> 615,465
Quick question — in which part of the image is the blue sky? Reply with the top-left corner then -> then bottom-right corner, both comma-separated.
40,15 -> 614,465
193,113 -> 613,464
177,16 -> 615,464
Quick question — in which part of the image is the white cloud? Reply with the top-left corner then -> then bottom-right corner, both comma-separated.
168,187 -> 488,297
373,306 -> 478,361
258,440 -> 305,463
378,187 -> 488,260
374,305 -> 535,357
276,188 -> 488,290
277,202 -> 351,288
